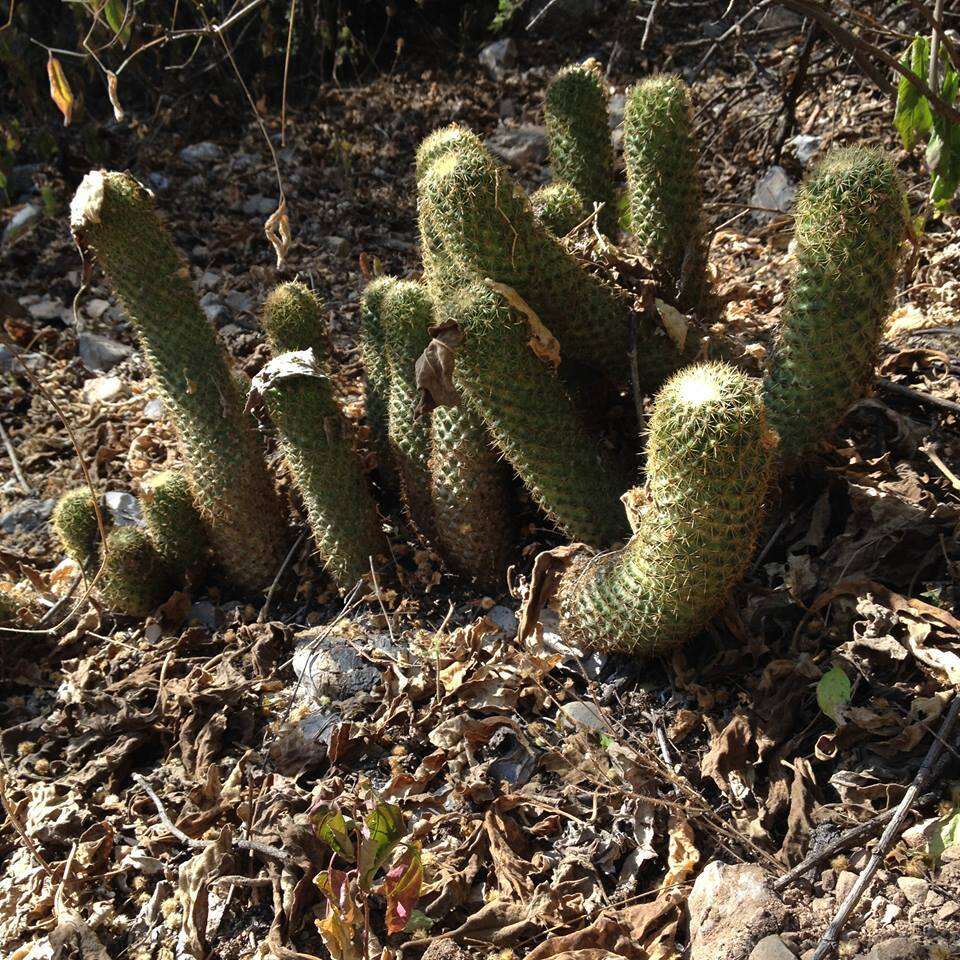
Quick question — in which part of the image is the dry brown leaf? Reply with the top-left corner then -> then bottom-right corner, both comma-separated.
265,197 -> 292,269
106,71 -> 124,122
47,55 -> 74,126
176,825 -> 233,960
660,814 -> 698,892
654,299 -> 688,352
485,279 -> 560,370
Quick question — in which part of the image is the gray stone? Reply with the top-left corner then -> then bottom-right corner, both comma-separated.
104,490 -> 141,526
242,195 -> 277,216
688,861 -> 789,960
199,271 -> 220,291
188,601 -> 219,629
609,91 -> 625,129
835,869 -> 858,902
199,292 -> 228,325
787,134 -> 822,166
143,398 -> 165,421
499,98 -> 517,118
83,297 -> 112,320
487,605 -> 518,637
560,701 -> 612,733
867,938 -> 923,960
324,235 -> 351,257
180,141 -> 222,165
82,375 -> 126,403
895,876 -> 928,905
750,936 -> 796,960
147,172 -> 170,191
752,166 -> 796,221
27,298 -> 63,321
292,628 -> 399,703
486,124 -> 548,168
6,164 -> 40,198
3,204 -> 41,244
0,345 -> 45,373
78,332 -> 132,372
1,498 -> 55,533
224,290 -> 254,314
479,38 -> 517,81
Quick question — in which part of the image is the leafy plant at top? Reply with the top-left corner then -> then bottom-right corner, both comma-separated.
311,798 -> 424,960
894,35 -> 960,209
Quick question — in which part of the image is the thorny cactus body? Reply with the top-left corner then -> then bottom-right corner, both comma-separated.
259,286 -> 386,591
70,171 -> 285,590
430,404 -> 513,592
380,279 -> 439,542
624,76 -> 709,313
100,526 -> 172,617
141,471 -> 208,574
261,280 -> 328,359
558,363 -> 774,656
53,487 -> 100,568
441,282 -> 628,546
359,277 -> 400,494
420,141 -> 642,381
763,148 -> 907,465
544,60 -> 616,236
531,182 -> 586,237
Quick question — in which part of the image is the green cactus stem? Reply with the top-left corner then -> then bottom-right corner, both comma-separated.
430,403 -> 514,592
380,278 -> 440,543
261,280 -> 328,359
70,170 -> 286,591
530,181 -> 586,237
99,526 -> 173,617
763,147 -> 908,465
558,362 -> 775,656
359,277 -> 401,494
544,60 -> 616,236
420,140 -> 644,382
258,288 -> 387,591
52,487 -> 102,569
141,470 -> 208,575
439,282 -> 629,546
623,75 -> 710,313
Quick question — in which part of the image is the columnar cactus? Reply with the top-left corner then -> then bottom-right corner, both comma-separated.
261,279 -> 328,358
430,404 -> 514,592
544,60 -> 617,236
763,147 -> 908,465
440,282 -> 629,546
99,526 -> 173,617
359,277 -> 400,494
141,470 -> 208,574
558,362 -> 775,656
259,284 -> 387,590
624,76 -> 709,313
70,171 -> 286,591
419,140 -> 644,382
52,487 -> 101,568
531,182 -> 586,237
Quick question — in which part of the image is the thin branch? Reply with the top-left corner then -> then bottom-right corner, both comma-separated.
0,419 -> 31,494
929,0 -> 945,91
877,377 -> 960,416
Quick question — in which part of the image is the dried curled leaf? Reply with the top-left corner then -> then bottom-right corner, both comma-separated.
485,278 -> 560,369
47,55 -> 74,127
265,196 -> 292,269
415,319 -> 463,415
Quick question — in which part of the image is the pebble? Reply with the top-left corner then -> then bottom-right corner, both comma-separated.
0,345 -> 45,373
143,398 -> 165,421
77,332 -> 132,372
242,195 -> 277,216
82,375 -> 126,403
224,290 -> 254,315
937,900 -> 959,920
559,701 -> 612,733
27,298 -> 64,321
895,876 -> 927,905
835,870 -> 858,902
867,937 -> 923,960
83,297 -> 112,319
0,498 -> 55,533
199,271 -> 220,291
324,236 -> 351,257
199,292 -> 228,325
787,134 -> 822,165
923,888 -> 944,908
180,141 -> 223,165
486,124 -> 548,168
104,491 -> 141,526
2,203 -> 41,244
147,172 -> 170,191
751,165 -> 796,220
750,935 -> 796,960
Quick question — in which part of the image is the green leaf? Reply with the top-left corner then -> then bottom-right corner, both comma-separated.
816,666 -> 851,723
404,909 -> 434,933
103,0 -> 133,46
895,36 -> 933,150
927,806 -> 960,862
357,801 -> 404,889
313,808 -> 356,862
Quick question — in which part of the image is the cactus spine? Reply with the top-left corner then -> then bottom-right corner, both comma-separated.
419,141 -> 640,381
100,526 -> 172,617
624,76 -> 709,313
531,181 -> 586,237
259,283 -> 387,590
260,279 -> 328,358
763,147 -> 907,465
70,171 -> 285,590
53,487 -> 101,568
559,362 -> 774,656
441,282 -> 629,546
141,471 -> 207,574
544,60 -> 616,236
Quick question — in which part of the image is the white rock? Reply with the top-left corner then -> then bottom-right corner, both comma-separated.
750,935 -> 796,960
104,490 -> 141,526
180,141 -> 222,165
143,398 -> 165,421
787,134 -> 822,166
479,38 -> 517,81
895,875 -> 928,905
82,375 -> 126,403
27,298 -> 63,321
486,605 -> 518,637
559,701 -> 612,733
78,332 -> 132,372
3,204 -> 41,244
752,166 -> 796,221
835,869 -> 858,902
199,292 -> 227,324
83,297 -> 112,319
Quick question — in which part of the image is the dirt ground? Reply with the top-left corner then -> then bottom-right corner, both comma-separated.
1,8 -> 959,960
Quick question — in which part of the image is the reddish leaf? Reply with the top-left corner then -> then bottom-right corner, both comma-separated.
381,849 -> 422,935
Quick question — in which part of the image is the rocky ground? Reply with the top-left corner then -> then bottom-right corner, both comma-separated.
1,5 -> 960,960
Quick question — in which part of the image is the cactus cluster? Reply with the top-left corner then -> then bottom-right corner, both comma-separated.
70,171 -> 286,591
63,62 -> 906,657
544,59 -> 616,236
763,148 -> 908,464
258,283 -> 387,591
